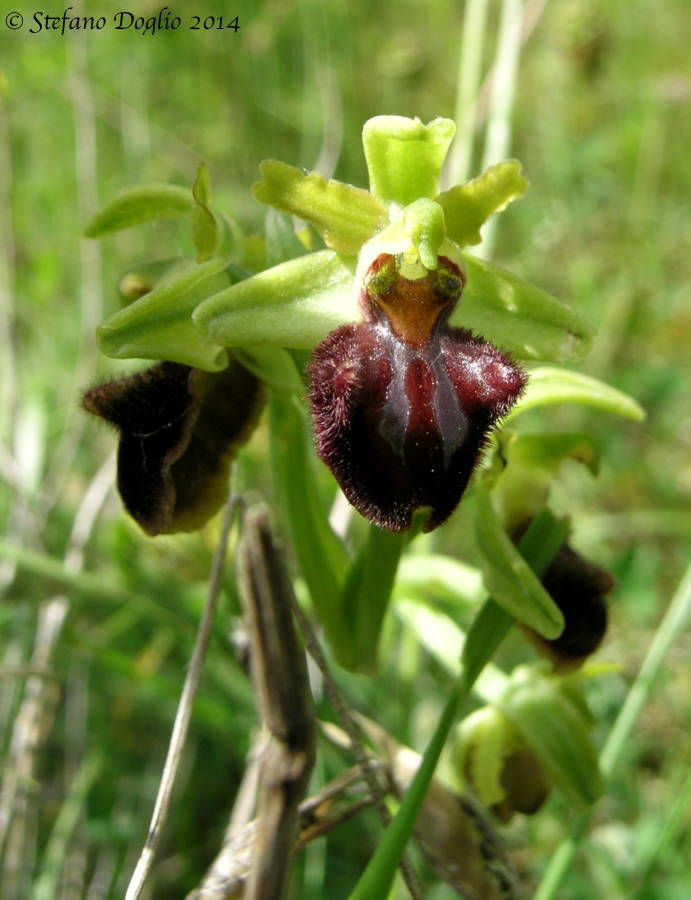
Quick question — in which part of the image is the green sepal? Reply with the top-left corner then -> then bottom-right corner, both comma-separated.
362,115 -> 456,207
84,183 -> 194,237
457,254 -> 596,362
474,484 -> 564,639
252,160 -> 387,254
507,366 -> 645,421
436,160 -> 528,247
97,257 -> 231,371
497,666 -> 604,807
193,249 -> 358,350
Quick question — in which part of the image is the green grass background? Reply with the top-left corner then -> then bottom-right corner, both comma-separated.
0,0 -> 689,897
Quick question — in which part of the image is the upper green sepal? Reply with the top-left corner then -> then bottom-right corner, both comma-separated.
252,160 -> 387,254
84,183 -> 194,237
436,160 -> 528,246
362,115 -> 456,206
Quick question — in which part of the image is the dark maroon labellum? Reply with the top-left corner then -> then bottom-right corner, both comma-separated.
526,542 -> 613,669
83,359 -> 263,535
308,253 -> 526,532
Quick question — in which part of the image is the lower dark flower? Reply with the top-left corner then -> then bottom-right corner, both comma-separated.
83,358 -> 263,535
512,530 -> 613,669
308,252 -> 526,532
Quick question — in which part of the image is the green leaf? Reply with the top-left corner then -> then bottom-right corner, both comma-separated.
84,183 -> 194,237
252,160 -> 387,254
436,160 -> 529,246
498,668 -> 603,807
193,249 -> 358,350
97,257 -> 231,371
395,554 -> 484,609
457,254 -> 596,362
267,375 -> 350,654
339,525 -> 406,673
507,366 -> 646,421
190,162 -> 218,262
474,485 -> 564,639
362,115 -> 456,206
395,599 -> 510,701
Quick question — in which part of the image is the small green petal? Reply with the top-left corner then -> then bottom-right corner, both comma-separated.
401,199 -> 446,270
84,183 -> 194,237
193,249 -> 358,350
97,257 -> 231,371
474,484 -> 564,639
362,115 -> 456,207
456,254 -> 596,362
436,160 -> 529,247
252,160 -> 387,254
507,367 -> 646,421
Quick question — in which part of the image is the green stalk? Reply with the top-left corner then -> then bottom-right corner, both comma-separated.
348,508 -> 565,899
477,0 -> 524,258
447,0 -> 490,186
534,560 -> 691,900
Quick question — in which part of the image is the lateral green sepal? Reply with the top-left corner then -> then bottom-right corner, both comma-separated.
456,254 -> 596,362
193,249 -> 358,350
97,257 -> 231,371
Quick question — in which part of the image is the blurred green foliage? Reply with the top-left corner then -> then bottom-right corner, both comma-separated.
0,0 -> 689,897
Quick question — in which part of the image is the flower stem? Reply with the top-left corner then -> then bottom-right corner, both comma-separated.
348,506 -> 566,899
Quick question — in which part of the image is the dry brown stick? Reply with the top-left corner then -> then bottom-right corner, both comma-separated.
187,765 -> 382,899
238,508 -> 316,900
